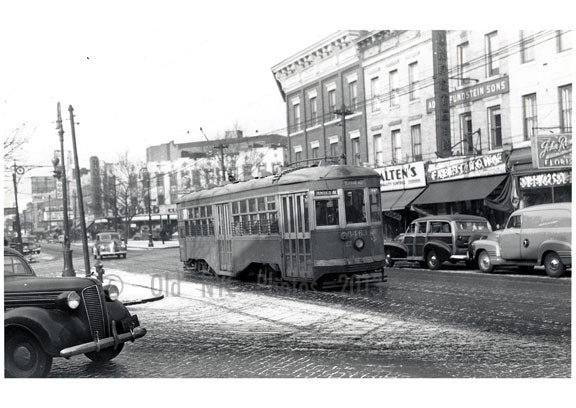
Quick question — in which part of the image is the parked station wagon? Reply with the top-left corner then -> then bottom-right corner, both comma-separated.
384,214 -> 492,270
470,203 -> 572,277
92,232 -> 127,259
4,246 -> 146,377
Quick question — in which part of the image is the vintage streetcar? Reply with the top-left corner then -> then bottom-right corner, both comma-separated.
176,164 -> 387,289
4,247 -> 147,377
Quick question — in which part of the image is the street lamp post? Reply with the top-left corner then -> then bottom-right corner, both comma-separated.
140,168 -> 154,248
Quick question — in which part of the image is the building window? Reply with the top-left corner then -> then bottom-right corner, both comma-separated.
459,113 -> 474,154
310,141 -> 320,159
311,146 -> 319,159
156,173 -> 164,188
408,62 -> 419,100
351,138 -> 360,165
329,139 -> 339,158
522,93 -> 538,141
309,96 -> 317,126
559,84 -> 572,133
370,76 -> 380,112
485,31 -> 499,77
294,151 -> 302,162
557,30 -> 572,52
389,69 -> 399,107
410,125 -> 422,161
520,31 -> 535,63
348,80 -> 358,110
391,129 -> 402,163
457,41 -> 469,85
327,88 -> 337,121
293,103 -> 301,132
373,134 -> 383,166
488,106 -> 502,149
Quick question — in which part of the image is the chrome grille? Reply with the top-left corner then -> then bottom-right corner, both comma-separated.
82,285 -> 106,339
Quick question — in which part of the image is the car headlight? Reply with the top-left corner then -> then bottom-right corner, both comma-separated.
104,284 -> 120,301
354,238 -> 365,250
67,292 -> 81,309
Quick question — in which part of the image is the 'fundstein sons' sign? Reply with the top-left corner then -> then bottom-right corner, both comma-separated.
375,162 -> 426,191
426,77 -> 510,113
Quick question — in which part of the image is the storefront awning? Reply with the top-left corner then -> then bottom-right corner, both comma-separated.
381,187 -> 426,211
412,175 -> 507,205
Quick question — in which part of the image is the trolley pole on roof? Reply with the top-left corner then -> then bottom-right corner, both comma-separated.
334,103 -> 353,165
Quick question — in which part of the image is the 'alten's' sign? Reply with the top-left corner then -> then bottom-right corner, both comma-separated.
426,77 -> 510,114
375,162 -> 426,191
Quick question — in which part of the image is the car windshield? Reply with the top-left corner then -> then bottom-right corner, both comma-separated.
99,233 -> 120,241
4,255 -> 34,276
456,221 -> 491,232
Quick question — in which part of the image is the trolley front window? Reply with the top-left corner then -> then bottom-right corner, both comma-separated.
369,187 -> 381,223
344,189 -> 366,224
315,198 -> 339,226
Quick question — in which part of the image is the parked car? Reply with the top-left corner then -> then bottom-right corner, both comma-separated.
4,246 -> 146,377
132,230 -> 161,241
92,232 -> 127,259
22,235 -> 41,255
470,203 -> 572,277
384,214 -> 492,270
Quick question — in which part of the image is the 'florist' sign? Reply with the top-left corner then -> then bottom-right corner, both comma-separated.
427,152 -> 506,182
531,133 -> 572,169
375,162 -> 426,191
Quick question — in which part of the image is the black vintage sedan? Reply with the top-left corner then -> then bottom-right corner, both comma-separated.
4,247 -> 146,377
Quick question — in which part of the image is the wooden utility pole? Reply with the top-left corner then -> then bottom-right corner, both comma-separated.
200,127 -> 228,184
11,164 -> 23,254
334,103 -> 353,165
68,105 -> 91,276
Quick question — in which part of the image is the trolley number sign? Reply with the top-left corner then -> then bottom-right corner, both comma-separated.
315,190 -> 338,197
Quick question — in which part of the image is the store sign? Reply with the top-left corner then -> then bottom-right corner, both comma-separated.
531,133 -> 572,169
426,77 -> 510,114
375,162 -> 426,191
384,211 -> 402,221
427,152 -> 506,182
4,207 -> 16,216
519,171 -> 572,189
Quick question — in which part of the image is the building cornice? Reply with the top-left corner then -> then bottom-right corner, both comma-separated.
271,30 -> 367,82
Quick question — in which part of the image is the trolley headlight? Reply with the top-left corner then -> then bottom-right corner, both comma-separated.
354,238 -> 365,250
104,284 -> 120,301
66,292 -> 81,309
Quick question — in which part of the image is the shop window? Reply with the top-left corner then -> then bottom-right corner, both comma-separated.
522,93 -> 538,141
344,189 -> 366,224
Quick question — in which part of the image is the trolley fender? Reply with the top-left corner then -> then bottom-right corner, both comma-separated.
423,241 -> 452,261
537,240 -> 572,265
383,242 -> 408,258
4,307 -> 91,357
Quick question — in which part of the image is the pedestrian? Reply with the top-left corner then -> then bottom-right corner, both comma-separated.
160,229 -> 166,245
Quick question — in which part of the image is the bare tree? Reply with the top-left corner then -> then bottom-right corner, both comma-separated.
3,124 -> 33,162
109,152 -> 145,239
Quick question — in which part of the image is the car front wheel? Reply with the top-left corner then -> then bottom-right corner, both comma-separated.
544,252 -> 566,278
426,249 -> 441,270
477,251 -> 494,274
5,329 -> 53,378
85,344 -> 124,362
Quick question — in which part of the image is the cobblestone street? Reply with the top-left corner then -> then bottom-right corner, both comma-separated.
34,245 -> 571,378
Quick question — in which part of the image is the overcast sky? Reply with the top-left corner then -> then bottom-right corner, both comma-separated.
2,0 -> 572,208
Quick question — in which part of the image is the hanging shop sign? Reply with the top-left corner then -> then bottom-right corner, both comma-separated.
531,133 -> 572,169
426,76 -> 510,114
375,161 -> 426,191
519,171 -> 572,189
384,211 -> 402,221
427,151 -> 507,182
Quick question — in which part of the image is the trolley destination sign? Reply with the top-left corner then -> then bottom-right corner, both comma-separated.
426,76 -> 510,114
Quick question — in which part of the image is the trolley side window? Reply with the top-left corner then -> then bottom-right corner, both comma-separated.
344,189 -> 366,224
315,198 -> 339,226
369,187 -> 381,223
231,196 -> 279,235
